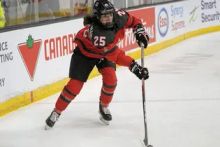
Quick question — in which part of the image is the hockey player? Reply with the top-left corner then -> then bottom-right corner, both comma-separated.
45,0 -> 149,129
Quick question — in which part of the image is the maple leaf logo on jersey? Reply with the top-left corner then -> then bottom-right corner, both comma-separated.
18,35 -> 42,81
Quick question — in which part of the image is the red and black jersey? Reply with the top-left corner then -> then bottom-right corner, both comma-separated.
74,9 -> 142,66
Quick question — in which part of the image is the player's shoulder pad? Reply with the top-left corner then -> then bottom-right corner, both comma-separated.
114,9 -> 129,29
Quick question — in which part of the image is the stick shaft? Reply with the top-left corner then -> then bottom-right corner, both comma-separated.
141,45 -> 149,146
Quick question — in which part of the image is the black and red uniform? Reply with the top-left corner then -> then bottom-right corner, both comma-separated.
55,9 -> 143,113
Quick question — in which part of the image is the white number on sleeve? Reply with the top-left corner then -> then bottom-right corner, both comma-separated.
117,9 -> 126,16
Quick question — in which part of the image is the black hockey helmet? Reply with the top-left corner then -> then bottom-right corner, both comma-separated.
93,0 -> 115,28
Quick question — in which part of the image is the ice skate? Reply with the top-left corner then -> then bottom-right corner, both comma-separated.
99,103 -> 112,125
45,110 -> 60,130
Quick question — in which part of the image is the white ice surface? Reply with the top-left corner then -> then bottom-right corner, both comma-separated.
1,32 -> 220,147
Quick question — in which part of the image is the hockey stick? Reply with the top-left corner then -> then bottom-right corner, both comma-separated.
140,44 -> 153,147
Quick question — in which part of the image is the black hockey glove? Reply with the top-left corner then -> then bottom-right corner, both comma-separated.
134,24 -> 149,48
129,61 -> 149,80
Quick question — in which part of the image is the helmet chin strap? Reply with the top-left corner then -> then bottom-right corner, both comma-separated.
102,22 -> 114,29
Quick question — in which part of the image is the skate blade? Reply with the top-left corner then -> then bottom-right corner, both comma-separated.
44,124 -> 52,130
99,116 -> 110,125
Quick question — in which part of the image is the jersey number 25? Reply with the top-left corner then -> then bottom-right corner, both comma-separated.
94,36 -> 106,46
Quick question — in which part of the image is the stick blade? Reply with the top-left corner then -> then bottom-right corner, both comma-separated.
144,139 -> 153,147
140,139 -> 153,147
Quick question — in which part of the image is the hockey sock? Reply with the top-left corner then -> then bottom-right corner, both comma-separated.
55,79 -> 84,112
99,67 -> 117,107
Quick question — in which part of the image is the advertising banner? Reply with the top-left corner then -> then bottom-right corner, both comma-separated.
0,18 -> 82,102
186,0 -> 220,32
200,0 -> 220,25
118,7 -> 156,51
156,1 -> 188,42
185,0 -> 201,32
